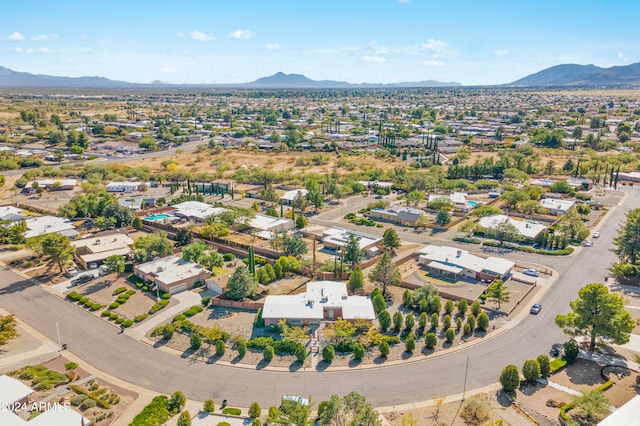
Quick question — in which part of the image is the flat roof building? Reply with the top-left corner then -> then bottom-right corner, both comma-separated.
71,233 -> 134,269
171,201 -> 227,223
478,214 -> 547,239
418,245 -> 514,281
134,255 -> 211,294
24,216 -> 78,239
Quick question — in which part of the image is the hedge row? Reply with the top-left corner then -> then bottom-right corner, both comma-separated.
221,407 -> 242,416
559,380 -> 613,421
183,305 -> 204,317
67,292 -> 102,311
101,310 -> 133,328
149,299 -> 170,314
246,337 -> 305,356
482,240 -> 574,256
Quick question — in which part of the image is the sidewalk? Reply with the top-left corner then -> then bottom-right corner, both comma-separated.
126,290 -> 202,340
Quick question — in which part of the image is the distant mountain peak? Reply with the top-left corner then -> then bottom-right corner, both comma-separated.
510,62 -> 640,86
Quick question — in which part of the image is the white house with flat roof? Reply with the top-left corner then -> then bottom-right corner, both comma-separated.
262,281 -> 376,326
478,214 -> 547,239
106,181 -> 142,193
540,198 -> 575,215
23,179 -> 76,193
418,245 -> 514,281
71,233 -> 134,269
280,189 -> 308,205
598,395 -> 640,426
249,213 -> 294,235
134,255 -> 211,294
0,206 -> 25,221
322,227 -> 382,252
171,201 -> 227,223
24,216 -> 78,239
428,192 -> 467,208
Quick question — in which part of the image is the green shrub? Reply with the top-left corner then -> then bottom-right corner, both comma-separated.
116,317 -> 125,324
116,297 -> 129,304
217,423 -> 231,426
550,357 -> 568,373
322,345 -> 335,362
425,333 -> 437,349
112,287 -> 127,296
161,293 -> 171,300
202,296 -> 211,306
223,253 -> 235,261
127,274 -> 144,285
352,343 -> 365,360
173,314 -> 187,322
80,399 -> 97,410
149,299 -> 170,314
90,303 -> 102,311
564,340 -> 579,362
203,399 -> 215,413
500,365 -> 520,392
248,402 -> 261,419
263,345 -> 274,361
183,305 -> 204,317
109,312 -> 118,320
126,289 -> 136,296
109,302 -> 120,309
70,394 -> 88,406
131,395 -> 171,425
134,314 -> 148,322
222,407 -> 241,416
101,310 -> 111,317
65,362 -> 78,370
122,320 -> 134,328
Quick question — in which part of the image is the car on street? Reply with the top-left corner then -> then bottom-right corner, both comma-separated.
592,231 -> 600,238
522,268 -> 539,277
71,274 -> 95,286
530,304 -> 542,315
584,240 -> 593,247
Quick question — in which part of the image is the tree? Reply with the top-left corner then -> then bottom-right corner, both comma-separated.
460,395 -> 491,425
404,313 -> 415,330
522,359 -> 541,383
406,190 -> 424,206
537,355 -> 551,378
342,234 -> 364,267
190,332 -> 202,350
501,190 -> 529,209
225,266 -> 258,301
572,389 -> 610,422
203,399 -> 215,413
392,311 -> 403,331
491,219 -> 520,245
347,265 -> 364,293
555,283 -> 634,351
486,279 -> 510,309
378,310 -> 391,332
458,219 -> 479,238
283,236 -> 308,257
295,215 -> 308,228
305,178 -> 324,211
435,209 -> 451,226
103,254 -> 126,275
177,411 -> 191,426
133,232 -> 174,263
418,312 -> 428,329
267,397 -> 312,426
368,251 -> 401,295
564,339 -> 579,362
101,203 -> 135,228
0,315 -> 19,346
261,186 -> 279,205
352,343 -> 365,360
169,391 -> 186,412
404,335 -> 416,352
317,392 -> 381,426
322,345 -> 335,363
611,208 -> 640,283
500,365 -> 520,392
425,332 -> 437,349
215,339 -> 225,356
175,229 -> 192,247
476,311 -> 490,331
131,216 -> 143,230
182,241 -> 207,263
559,208 -> 589,242
372,293 -> 386,315
382,228 -> 401,253
249,402 -> 261,419
457,299 -> 468,316
41,233 -> 74,273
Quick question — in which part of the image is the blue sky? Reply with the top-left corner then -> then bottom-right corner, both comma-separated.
1,0 -> 638,85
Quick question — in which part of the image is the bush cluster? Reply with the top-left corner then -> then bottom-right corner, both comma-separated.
149,299 -> 170,314
246,337 -> 306,357
183,305 -> 204,317
221,407 -> 242,416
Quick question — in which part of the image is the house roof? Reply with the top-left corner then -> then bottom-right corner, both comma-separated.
280,189 -> 308,202
249,214 -> 294,232
71,234 -> 133,254
428,192 -> 467,205
25,179 -> 76,188
0,206 -> 25,221
135,255 -> 210,286
540,198 -> 575,212
419,245 -> 514,276
172,201 -> 227,221
598,395 -> 640,426
24,216 -> 77,239
322,227 -> 382,250
262,281 -> 376,321
106,181 -> 140,189
478,214 -> 547,239
0,375 -> 34,404
29,407 -> 89,426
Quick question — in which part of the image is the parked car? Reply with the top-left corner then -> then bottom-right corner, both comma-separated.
584,240 -> 593,247
592,231 -> 600,238
522,268 -> 539,277
64,268 -> 79,278
530,304 -> 542,315
71,274 -> 95,286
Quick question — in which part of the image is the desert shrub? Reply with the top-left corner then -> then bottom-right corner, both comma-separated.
134,314 -> 148,322
173,314 -> 187,322
460,395 -> 491,425
109,302 -> 120,310
149,299 -> 170,314
70,394 -> 88,406
424,333 -> 437,349
90,303 -> 101,311
65,362 -> 78,370
101,310 -> 111,317
203,399 -> 215,413
322,345 -> 335,362
112,287 -> 127,296
222,407 -> 241,416
122,320 -> 134,328
223,253 -> 235,261
522,359 -> 541,383
116,317 -> 125,324
248,402 -> 261,418
80,399 -> 97,410
109,312 -> 118,320
184,305 -> 204,317
500,365 -> 520,392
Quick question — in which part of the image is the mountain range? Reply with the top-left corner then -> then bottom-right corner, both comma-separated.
0,67 -> 460,89
2,62 -> 640,89
509,62 -> 640,86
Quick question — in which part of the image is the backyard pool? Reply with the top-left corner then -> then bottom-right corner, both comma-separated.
146,213 -> 170,221
467,201 -> 478,208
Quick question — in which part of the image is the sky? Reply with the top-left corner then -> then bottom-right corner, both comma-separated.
1,0 -> 639,86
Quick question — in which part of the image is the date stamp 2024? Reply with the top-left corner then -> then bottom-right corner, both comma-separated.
1,401 -> 72,412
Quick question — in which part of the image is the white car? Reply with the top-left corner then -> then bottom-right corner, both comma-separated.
584,240 -> 593,247
592,231 -> 600,238
522,269 -> 539,277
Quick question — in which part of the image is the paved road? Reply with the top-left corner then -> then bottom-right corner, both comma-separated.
0,187 -> 636,408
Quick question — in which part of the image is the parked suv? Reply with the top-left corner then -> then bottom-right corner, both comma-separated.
71,274 -> 95,286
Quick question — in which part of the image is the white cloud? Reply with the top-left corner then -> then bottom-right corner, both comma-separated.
265,43 -> 280,50
420,38 -> 448,57
176,32 -> 185,39
227,30 -> 255,40
362,56 -> 386,63
8,32 -> 24,41
32,34 -> 57,42
494,49 -> 509,57
423,60 -> 444,67
190,31 -> 215,41
618,52 -> 631,62
14,47 -> 23,53
26,47 -> 53,54
388,38 -> 454,58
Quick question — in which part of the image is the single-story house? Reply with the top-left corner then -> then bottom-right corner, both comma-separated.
106,181 -> 142,193
261,281 -> 376,327
478,214 -> 547,239
540,198 -> 575,215
134,255 -> 211,294
249,213 -> 294,235
171,201 -> 227,223
369,206 -> 425,226
22,179 -> 76,193
280,189 -> 308,206
418,245 -> 514,281
598,395 -> 640,426
617,171 -> 640,183
357,180 -> 393,190
71,233 -> 134,269
24,216 -> 78,239
322,227 -> 382,253
0,206 -> 26,221
428,192 -> 467,208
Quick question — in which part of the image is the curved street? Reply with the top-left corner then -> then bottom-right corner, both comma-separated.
0,187 -> 636,408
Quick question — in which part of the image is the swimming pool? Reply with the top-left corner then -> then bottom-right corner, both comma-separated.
146,213 -> 170,221
467,201 -> 478,207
